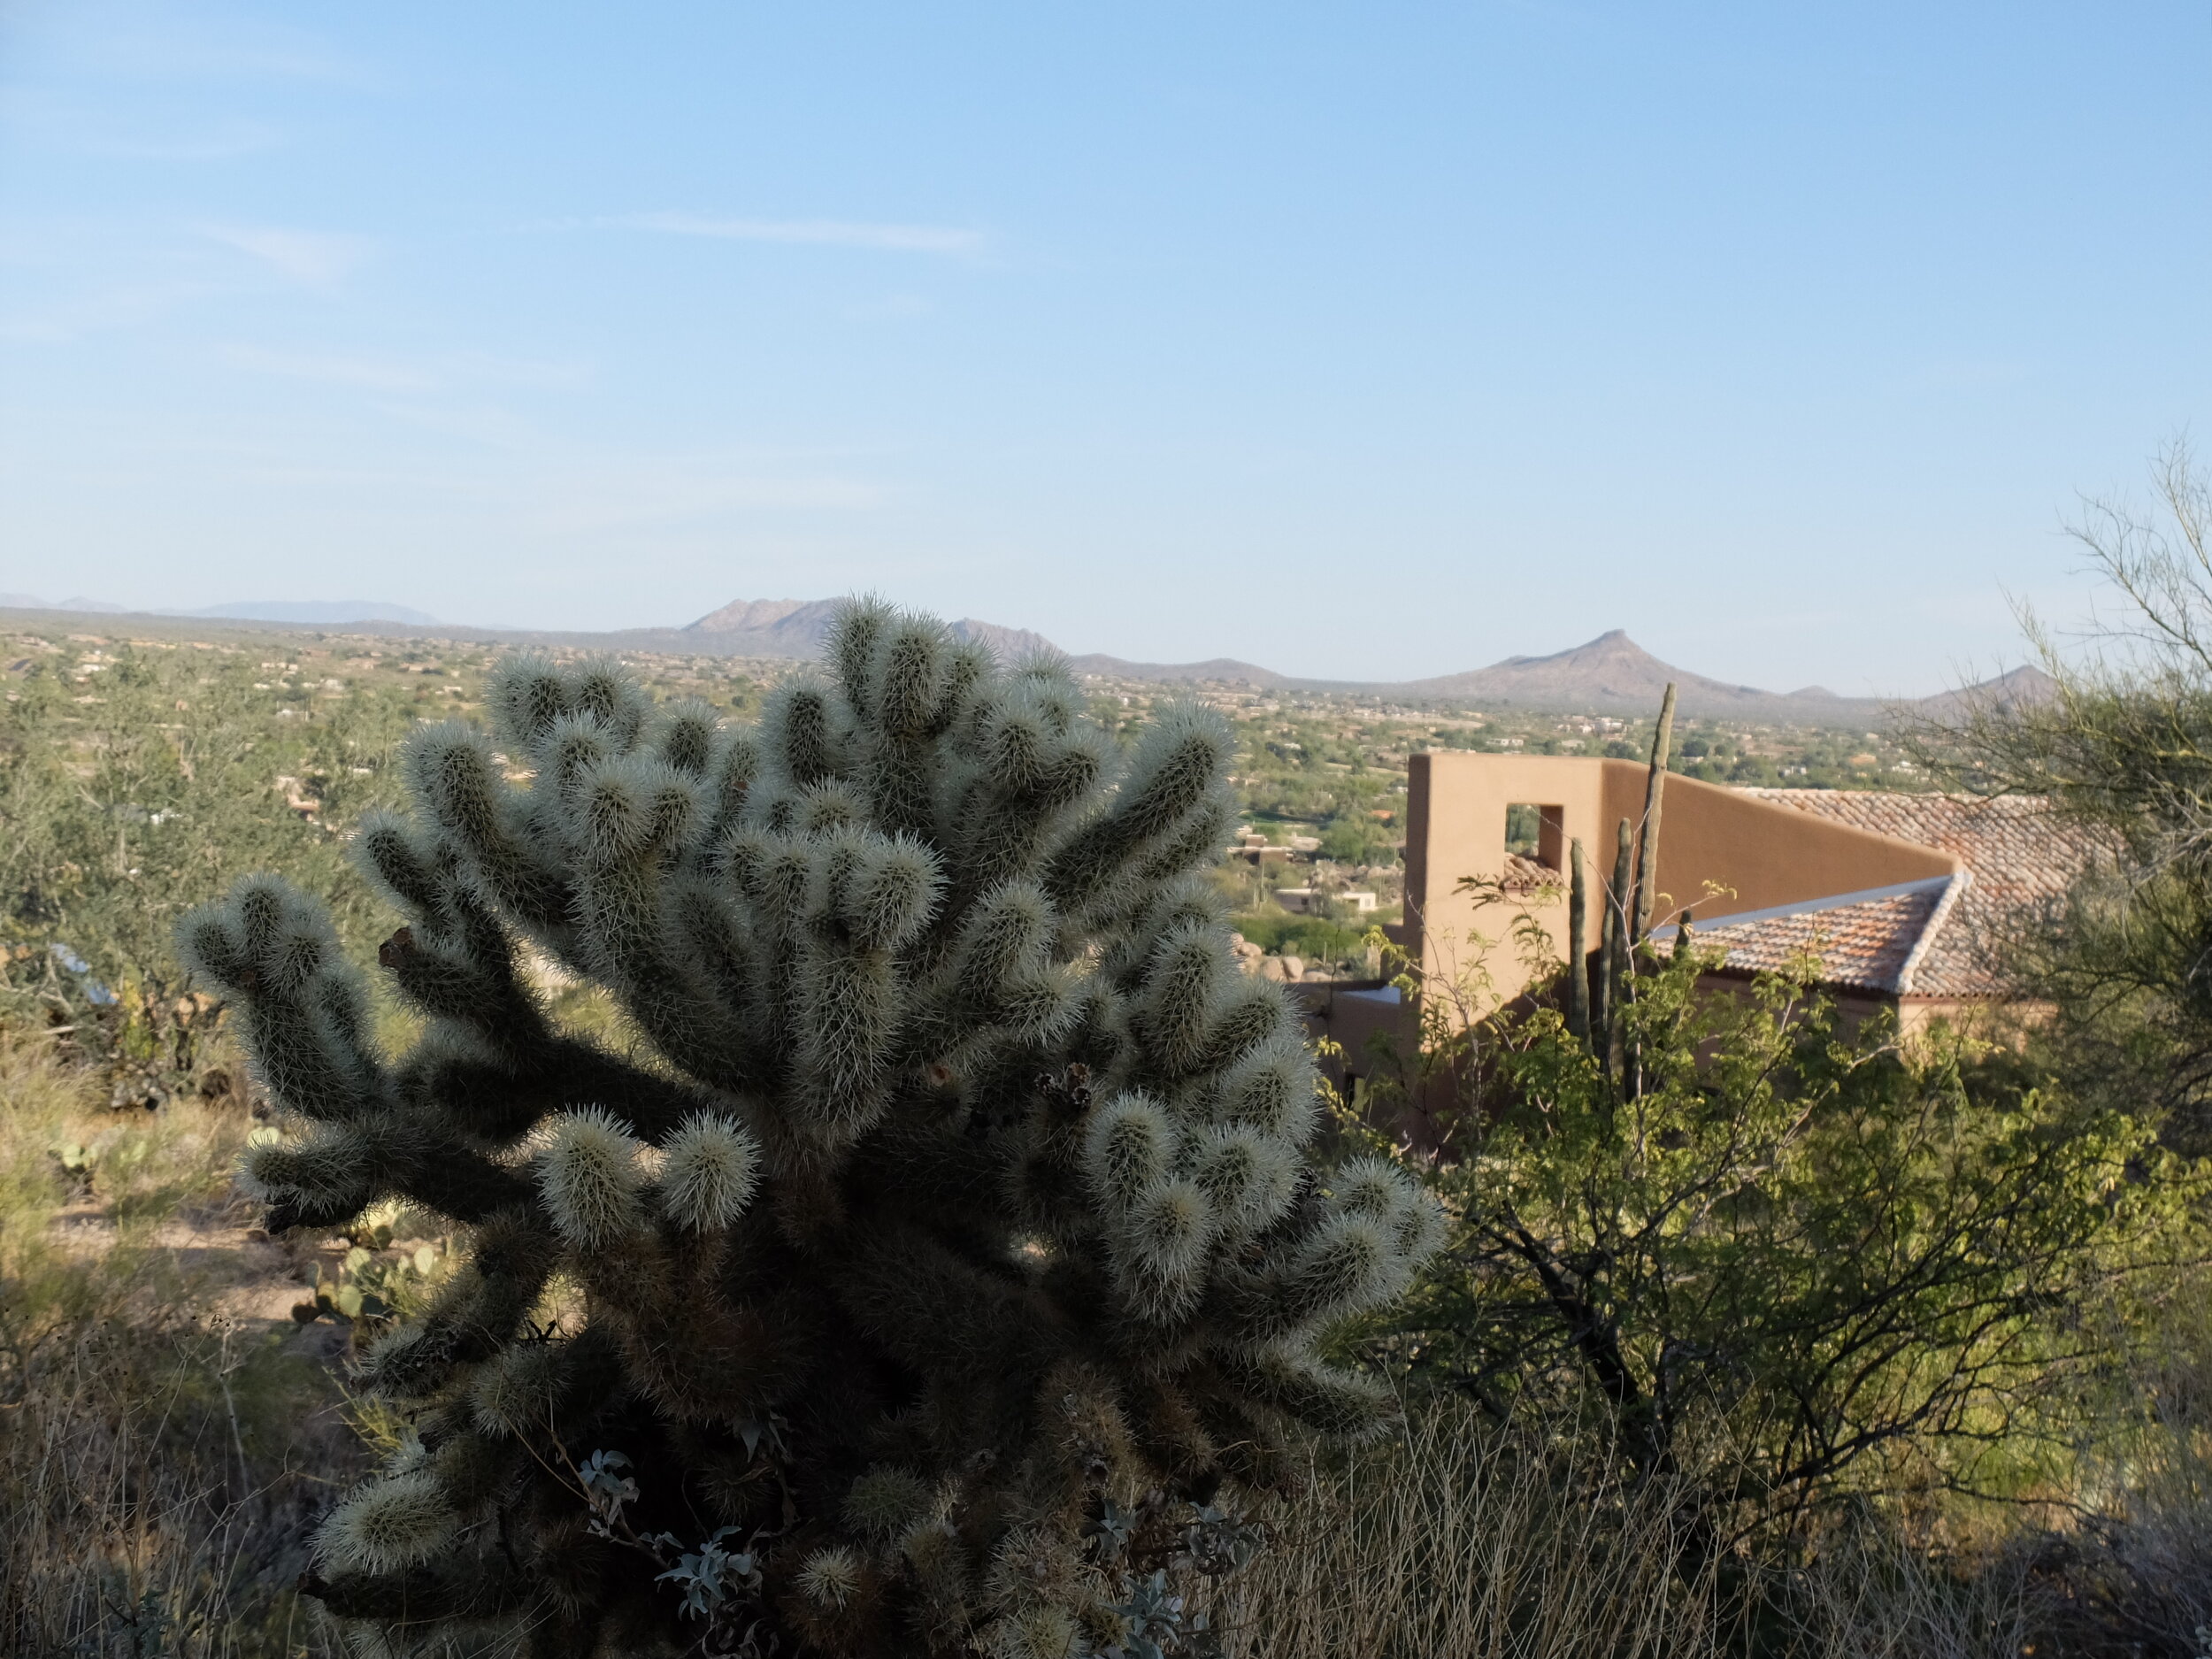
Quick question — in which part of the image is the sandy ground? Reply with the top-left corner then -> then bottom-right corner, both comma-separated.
42,1197 -> 424,1358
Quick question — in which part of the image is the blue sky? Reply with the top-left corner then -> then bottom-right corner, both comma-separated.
2,3 -> 2206,693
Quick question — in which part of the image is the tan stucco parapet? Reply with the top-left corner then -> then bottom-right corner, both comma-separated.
1402,754 -> 1963,1018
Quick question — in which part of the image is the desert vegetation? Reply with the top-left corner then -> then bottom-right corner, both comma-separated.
5,569 -> 2212,1656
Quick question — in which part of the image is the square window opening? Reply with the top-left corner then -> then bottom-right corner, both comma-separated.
1505,803 -> 1565,871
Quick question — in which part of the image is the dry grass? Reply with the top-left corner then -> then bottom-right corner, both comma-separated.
0,1032 -> 365,1658
2007,1281 -> 2212,1656
1210,1395 -> 2108,1659
1218,1399 -> 1720,1658
3,1019 -> 2208,1657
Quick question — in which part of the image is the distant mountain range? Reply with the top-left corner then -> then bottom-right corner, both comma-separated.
676,604 -> 2050,719
1393,628 -> 1821,710
1,592 -> 127,614
0,595 -> 440,626
0,592 -> 2052,721
686,598 -> 1056,664
191,600 -> 442,626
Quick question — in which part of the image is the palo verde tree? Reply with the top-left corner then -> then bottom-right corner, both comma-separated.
1921,441 -> 2212,1152
180,602 -> 1438,1658
1357,944 -> 2183,1537
1352,679 -> 2182,1536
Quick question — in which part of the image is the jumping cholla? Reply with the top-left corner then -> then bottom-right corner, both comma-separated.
180,602 -> 1440,1657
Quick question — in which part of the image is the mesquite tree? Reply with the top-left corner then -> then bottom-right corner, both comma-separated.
180,603 -> 1438,1658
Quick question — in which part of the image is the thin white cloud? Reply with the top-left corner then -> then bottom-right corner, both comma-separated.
76,11 -> 368,85
0,219 -> 374,342
220,346 -> 435,391
521,460 -> 884,535
0,279 -> 225,343
590,212 -> 984,256
0,88 -> 286,161
847,293 -> 935,321
139,437 -> 888,532
221,344 -> 587,394
95,123 -> 286,162
201,225 -> 373,285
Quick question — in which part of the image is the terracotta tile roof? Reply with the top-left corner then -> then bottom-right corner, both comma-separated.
1655,877 -> 1960,995
1500,852 -> 1563,894
1722,790 -> 2102,998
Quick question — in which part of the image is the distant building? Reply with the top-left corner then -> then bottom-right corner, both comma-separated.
1226,829 -> 1323,864
1226,830 -> 1292,865
1271,887 -> 1379,916
1389,755 -> 2098,1035
1293,756 -> 2099,1145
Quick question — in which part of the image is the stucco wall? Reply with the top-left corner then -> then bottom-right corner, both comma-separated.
1402,754 -> 1962,1016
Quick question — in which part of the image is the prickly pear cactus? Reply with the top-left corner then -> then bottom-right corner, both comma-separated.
180,602 -> 1439,1658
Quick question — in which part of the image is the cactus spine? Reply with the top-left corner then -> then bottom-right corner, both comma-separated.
180,602 -> 1437,1657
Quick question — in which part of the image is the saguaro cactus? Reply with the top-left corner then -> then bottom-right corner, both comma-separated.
1571,684 -> 1679,1094
1622,680 -> 1677,1098
180,602 -> 1438,1658
1565,836 -> 1590,1044
1627,680 -> 1678,946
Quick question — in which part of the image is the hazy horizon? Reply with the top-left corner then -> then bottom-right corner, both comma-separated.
4,4 -> 2207,696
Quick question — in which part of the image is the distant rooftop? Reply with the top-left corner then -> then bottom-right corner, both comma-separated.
1654,875 -> 1959,996
1499,852 -> 1561,895
1655,791 -> 2105,1000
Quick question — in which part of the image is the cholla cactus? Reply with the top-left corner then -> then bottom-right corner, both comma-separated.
180,602 -> 1439,1656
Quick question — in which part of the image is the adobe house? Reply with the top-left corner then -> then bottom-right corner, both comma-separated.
1319,755 -> 2097,1064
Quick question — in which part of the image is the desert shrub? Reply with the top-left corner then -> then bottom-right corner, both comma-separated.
0,642 -> 412,1102
1993,1272 -> 2212,1656
1922,442 -> 2212,1155
1316,815 -> 1391,867
1352,941 -> 2195,1541
183,603 -> 1442,1656
1227,910 -> 1365,964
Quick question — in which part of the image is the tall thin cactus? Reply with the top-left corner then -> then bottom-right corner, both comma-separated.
1591,828 -> 1617,1053
1629,681 -> 1678,947
1623,682 -> 1678,1097
1577,684 -> 1678,1094
1566,836 -> 1591,1044
1605,818 -> 1632,1082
